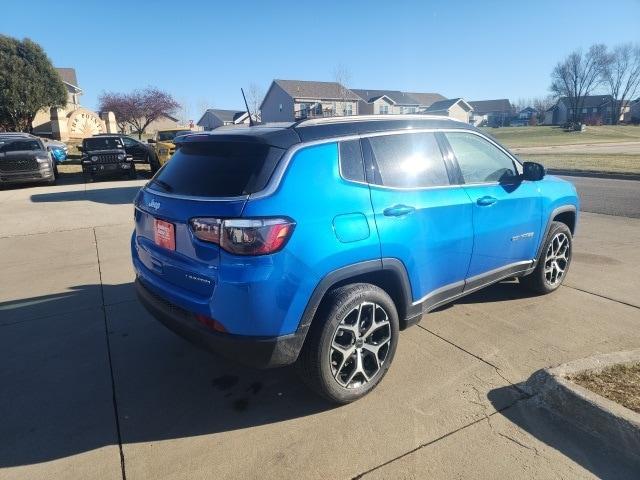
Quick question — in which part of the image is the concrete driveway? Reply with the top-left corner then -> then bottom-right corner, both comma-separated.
1,174 -> 639,479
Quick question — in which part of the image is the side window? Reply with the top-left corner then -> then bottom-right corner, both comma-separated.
367,132 -> 449,188
339,140 -> 365,182
122,137 -> 135,147
445,132 -> 518,184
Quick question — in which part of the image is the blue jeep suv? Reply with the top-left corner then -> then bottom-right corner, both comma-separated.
132,116 -> 578,403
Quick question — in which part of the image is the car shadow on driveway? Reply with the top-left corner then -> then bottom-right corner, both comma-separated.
30,185 -> 143,205
487,383 -> 640,479
0,283 -> 332,470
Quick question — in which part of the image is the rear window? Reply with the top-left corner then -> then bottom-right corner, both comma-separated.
150,141 -> 285,197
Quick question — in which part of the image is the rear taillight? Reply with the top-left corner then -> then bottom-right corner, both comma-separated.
190,217 -> 295,255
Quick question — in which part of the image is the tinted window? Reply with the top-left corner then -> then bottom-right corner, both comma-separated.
445,132 -> 518,183
122,137 -> 137,147
0,140 -> 42,152
339,140 -> 364,182
84,137 -> 123,150
367,133 -> 449,188
150,141 -> 284,197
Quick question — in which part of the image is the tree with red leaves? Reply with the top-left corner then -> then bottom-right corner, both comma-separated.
99,87 -> 180,138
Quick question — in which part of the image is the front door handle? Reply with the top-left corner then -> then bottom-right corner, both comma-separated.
383,204 -> 416,217
476,196 -> 498,207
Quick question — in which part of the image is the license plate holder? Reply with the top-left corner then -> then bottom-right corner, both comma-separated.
154,218 -> 175,251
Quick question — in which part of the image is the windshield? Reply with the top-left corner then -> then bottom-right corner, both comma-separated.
83,137 -> 123,151
157,130 -> 191,142
0,139 -> 42,152
150,141 -> 284,197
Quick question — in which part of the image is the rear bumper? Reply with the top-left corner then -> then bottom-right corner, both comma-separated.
135,278 -> 306,368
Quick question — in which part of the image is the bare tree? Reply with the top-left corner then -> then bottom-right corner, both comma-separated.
99,87 -> 180,139
603,43 -> 640,124
333,64 -> 352,116
533,95 -> 556,124
550,44 -> 609,129
246,82 -> 264,121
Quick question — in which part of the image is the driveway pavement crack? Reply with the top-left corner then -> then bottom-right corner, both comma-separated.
416,324 -> 529,396
93,227 -> 127,480
562,284 -> 639,310
351,396 -> 529,479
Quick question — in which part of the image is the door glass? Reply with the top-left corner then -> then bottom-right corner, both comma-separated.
445,132 -> 518,184
367,133 -> 449,188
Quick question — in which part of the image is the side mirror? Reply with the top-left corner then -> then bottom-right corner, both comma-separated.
77,146 -> 83,152
522,161 -> 545,181
147,138 -> 155,143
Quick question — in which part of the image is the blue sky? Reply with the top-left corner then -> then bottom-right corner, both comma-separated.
2,0 -> 639,121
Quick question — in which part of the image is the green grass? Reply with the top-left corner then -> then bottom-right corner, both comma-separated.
519,154 -> 640,174
481,125 -> 640,148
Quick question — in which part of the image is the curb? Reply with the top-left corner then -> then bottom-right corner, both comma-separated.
548,169 -> 640,181
526,349 -> 640,460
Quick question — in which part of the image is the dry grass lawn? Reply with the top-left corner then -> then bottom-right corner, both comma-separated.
571,363 -> 640,414
520,154 -> 640,174
482,125 -> 640,148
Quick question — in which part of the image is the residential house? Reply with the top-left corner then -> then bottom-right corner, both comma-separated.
351,89 -> 445,115
468,99 -> 513,127
424,98 -> 473,123
544,95 -> 631,125
511,107 -> 538,126
260,80 -> 360,122
630,98 -> 640,123
197,109 -> 247,130
121,114 -> 193,135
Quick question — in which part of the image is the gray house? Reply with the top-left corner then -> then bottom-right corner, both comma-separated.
424,98 -> 473,123
468,99 -> 513,127
197,109 -> 247,130
543,95 -> 630,125
260,80 -> 360,122
351,89 -> 444,115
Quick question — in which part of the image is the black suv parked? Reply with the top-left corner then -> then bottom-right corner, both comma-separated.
81,136 -> 136,181
94,133 -> 160,173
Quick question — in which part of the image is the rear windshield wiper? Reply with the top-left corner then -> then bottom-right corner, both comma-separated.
151,179 -> 173,192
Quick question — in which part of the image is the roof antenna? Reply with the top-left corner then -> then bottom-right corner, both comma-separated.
241,88 -> 255,126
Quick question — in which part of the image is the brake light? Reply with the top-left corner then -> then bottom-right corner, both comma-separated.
190,217 -> 295,255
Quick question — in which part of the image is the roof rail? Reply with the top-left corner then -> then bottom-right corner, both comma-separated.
293,114 -> 466,127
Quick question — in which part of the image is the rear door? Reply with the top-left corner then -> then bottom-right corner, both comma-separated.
122,136 -> 146,162
364,132 -> 474,308
442,131 -> 542,281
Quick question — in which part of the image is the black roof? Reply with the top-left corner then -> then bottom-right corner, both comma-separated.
176,116 -> 477,150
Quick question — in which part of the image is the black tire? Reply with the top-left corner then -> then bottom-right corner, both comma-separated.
128,163 -> 137,179
520,221 -> 572,294
296,283 -> 399,404
53,162 -> 59,179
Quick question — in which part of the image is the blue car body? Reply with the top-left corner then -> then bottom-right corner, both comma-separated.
132,116 -> 578,368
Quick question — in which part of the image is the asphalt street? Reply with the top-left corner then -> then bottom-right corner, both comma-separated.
561,174 -> 640,218
0,173 -> 639,479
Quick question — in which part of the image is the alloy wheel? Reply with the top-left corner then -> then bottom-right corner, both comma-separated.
329,301 -> 392,389
544,232 -> 570,287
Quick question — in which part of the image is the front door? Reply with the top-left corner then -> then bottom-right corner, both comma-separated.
364,132 -> 474,308
442,131 -> 542,281
122,137 -> 146,162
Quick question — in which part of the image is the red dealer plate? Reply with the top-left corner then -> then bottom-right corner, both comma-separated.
154,219 -> 175,251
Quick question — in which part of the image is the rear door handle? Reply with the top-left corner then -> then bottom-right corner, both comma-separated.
383,204 -> 416,217
476,196 -> 498,207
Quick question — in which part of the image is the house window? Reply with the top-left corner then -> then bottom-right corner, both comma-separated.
279,103 -> 283,112
299,103 -> 309,118
343,104 -> 353,116
592,108 -> 597,113
379,105 -> 389,115
582,108 -> 588,114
